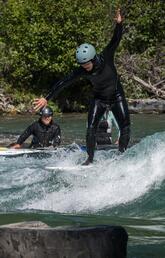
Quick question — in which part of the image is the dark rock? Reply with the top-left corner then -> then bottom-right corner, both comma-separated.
0,221 -> 128,258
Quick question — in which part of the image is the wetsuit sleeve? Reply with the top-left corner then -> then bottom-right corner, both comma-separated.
16,123 -> 35,145
103,23 -> 123,58
45,67 -> 85,101
53,126 -> 61,147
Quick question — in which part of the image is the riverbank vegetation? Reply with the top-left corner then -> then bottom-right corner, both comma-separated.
0,0 -> 164,113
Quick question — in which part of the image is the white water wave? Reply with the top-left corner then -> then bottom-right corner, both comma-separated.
24,133 -> 165,213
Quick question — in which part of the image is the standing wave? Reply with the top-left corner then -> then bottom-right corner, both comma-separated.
0,132 -> 165,214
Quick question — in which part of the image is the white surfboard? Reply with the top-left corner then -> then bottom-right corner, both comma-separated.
0,148 -> 41,157
0,147 -> 59,157
45,165 -> 93,171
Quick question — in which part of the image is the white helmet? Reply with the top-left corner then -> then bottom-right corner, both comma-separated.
76,43 -> 96,64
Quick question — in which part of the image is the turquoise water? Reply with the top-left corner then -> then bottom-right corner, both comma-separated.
0,114 -> 165,257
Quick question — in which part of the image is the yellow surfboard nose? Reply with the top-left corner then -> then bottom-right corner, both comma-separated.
0,147 -> 8,151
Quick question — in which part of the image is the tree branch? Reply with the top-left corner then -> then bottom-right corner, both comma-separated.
133,75 -> 165,99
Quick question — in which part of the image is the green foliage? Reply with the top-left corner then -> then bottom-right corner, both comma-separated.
46,100 -> 61,114
122,0 -> 165,53
1,0 -> 109,88
5,85 -> 60,113
0,0 -> 164,111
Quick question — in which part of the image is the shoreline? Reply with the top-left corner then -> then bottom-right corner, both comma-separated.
1,98 -> 165,115
128,99 -> 165,114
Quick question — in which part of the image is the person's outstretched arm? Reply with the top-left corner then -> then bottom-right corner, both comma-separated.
12,124 -> 35,148
104,8 -> 124,56
33,67 -> 84,111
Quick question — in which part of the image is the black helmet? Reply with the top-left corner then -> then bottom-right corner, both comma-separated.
39,106 -> 53,117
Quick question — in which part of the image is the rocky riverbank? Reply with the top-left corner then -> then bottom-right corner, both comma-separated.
0,89 -> 30,115
0,89 -> 15,114
1,88 -> 165,114
128,99 -> 165,114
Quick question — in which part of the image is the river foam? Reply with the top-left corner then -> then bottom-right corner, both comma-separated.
0,132 -> 165,214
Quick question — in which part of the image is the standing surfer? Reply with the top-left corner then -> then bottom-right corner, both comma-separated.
33,9 -> 130,165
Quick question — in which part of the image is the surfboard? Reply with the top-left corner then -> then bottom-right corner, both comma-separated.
45,165 -> 94,171
80,144 -> 118,151
0,143 -> 121,157
0,145 -> 61,156
0,148 -> 41,157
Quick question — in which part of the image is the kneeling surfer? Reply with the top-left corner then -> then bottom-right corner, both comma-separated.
11,107 -> 61,149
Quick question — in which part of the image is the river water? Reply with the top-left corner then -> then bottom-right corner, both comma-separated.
0,113 -> 165,257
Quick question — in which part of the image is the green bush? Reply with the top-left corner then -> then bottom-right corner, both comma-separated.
0,0 -> 164,111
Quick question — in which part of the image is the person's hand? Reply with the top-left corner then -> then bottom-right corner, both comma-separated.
33,98 -> 48,111
10,144 -> 21,149
114,8 -> 123,23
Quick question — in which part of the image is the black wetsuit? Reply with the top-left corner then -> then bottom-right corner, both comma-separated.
45,22 -> 130,161
17,119 -> 61,148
